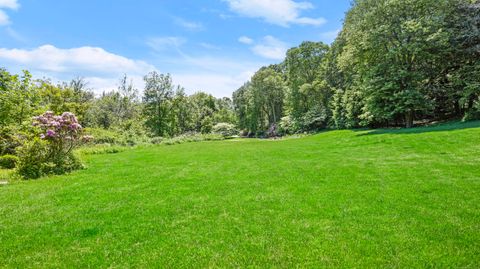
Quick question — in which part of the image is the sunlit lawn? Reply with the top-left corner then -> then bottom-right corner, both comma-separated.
1,121 -> 480,268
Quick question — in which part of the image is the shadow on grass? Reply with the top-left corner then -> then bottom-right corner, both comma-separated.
356,120 -> 480,136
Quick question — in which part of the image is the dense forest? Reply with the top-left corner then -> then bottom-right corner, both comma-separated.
234,0 -> 479,135
1,0 -> 479,147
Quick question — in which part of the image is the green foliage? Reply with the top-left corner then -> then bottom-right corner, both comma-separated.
300,106 -> 329,131
161,133 -> 224,145
285,41 -> 331,128
84,128 -> 120,145
0,154 -> 18,169
0,126 -> 25,155
233,66 -> 285,134
463,101 -> 480,121
15,138 -> 49,179
78,145 -> 126,155
85,125 -> 148,146
142,72 -> 236,137
233,0 -> 478,132
0,69 -> 40,126
16,138 -> 83,179
142,72 -> 175,137
329,0 -> 477,128
278,116 -> 296,135
150,136 -> 164,145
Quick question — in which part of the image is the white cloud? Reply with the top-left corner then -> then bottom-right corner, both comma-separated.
0,0 -> 19,26
0,9 -> 10,25
146,36 -> 186,51
238,36 -> 253,44
0,0 -> 19,10
0,45 -> 154,74
174,17 -> 204,31
251,36 -> 288,60
0,45 -> 155,94
0,43 -> 264,97
224,0 -> 326,27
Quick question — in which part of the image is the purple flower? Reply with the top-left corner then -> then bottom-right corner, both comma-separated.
46,129 -> 56,138
70,123 -> 82,130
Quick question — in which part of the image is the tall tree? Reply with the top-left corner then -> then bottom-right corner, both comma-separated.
339,0 -> 455,127
285,41 -> 330,126
142,72 -> 174,136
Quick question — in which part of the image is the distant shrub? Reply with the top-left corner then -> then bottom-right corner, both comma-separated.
239,130 -> 249,137
84,125 -> 149,146
0,126 -> 24,155
17,138 -> 84,179
115,120 -> 150,146
161,133 -> 224,146
16,138 -> 48,179
463,102 -> 480,121
279,116 -> 296,135
0,154 -> 18,169
79,145 -> 125,155
150,136 -> 164,144
212,123 -> 238,137
255,130 -> 266,138
300,106 -> 329,131
84,128 -> 120,145
200,117 -> 213,134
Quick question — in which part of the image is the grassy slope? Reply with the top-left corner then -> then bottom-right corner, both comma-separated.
1,121 -> 480,268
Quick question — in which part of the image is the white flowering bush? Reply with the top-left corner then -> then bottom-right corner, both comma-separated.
212,123 -> 238,137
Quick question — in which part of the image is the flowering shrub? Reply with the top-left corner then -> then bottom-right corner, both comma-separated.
33,111 -> 87,153
212,123 -> 238,137
17,111 -> 92,179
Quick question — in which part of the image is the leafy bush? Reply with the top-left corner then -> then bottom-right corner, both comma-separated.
0,154 -> 18,169
16,111 -> 89,179
0,126 -> 24,155
16,138 -> 83,179
161,133 -> 224,145
114,119 -> 150,146
78,145 -> 126,155
300,106 -> 329,132
16,138 -> 49,179
463,101 -> 480,121
84,128 -> 121,145
85,125 -> 149,146
150,136 -> 164,144
212,123 -> 238,137
279,116 -> 297,135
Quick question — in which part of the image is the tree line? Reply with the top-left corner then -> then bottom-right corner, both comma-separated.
0,70 -> 236,155
233,0 -> 480,136
1,0 -> 479,148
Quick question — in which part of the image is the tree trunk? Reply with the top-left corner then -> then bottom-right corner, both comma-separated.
405,110 -> 414,128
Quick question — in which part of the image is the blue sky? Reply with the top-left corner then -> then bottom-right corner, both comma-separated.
0,0 -> 351,97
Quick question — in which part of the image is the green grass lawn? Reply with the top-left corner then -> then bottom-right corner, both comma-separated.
1,121 -> 480,268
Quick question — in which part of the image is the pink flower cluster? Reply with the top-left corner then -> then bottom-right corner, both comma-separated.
33,111 -> 83,141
